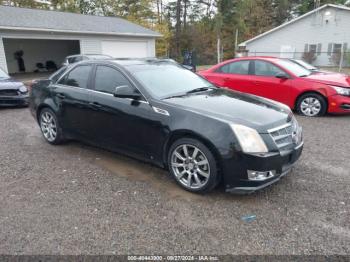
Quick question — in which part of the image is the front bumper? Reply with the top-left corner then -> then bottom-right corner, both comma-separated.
328,94 -> 350,114
223,142 -> 303,194
0,94 -> 29,107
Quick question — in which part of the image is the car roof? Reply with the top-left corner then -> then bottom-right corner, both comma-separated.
231,56 -> 280,62
111,58 -> 176,66
76,58 -> 177,67
67,54 -> 112,58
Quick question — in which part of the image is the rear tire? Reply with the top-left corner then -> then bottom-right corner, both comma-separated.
296,93 -> 327,117
168,138 -> 219,193
39,108 -> 64,145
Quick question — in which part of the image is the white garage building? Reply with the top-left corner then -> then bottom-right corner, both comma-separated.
0,5 -> 161,74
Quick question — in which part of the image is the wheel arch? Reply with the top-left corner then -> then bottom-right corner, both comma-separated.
163,130 -> 223,172
294,90 -> 328,110
36,102 -> 57,123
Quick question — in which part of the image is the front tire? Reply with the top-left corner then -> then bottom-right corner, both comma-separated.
168,138 -> 219,193
39,108 -> 64,144
296,93 -> 327,117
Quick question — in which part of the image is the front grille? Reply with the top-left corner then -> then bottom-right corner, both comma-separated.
0,89 -> 19,96
0,99 -> 22,105
269,123 -> 294,151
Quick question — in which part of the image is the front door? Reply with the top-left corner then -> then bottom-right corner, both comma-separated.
250,60 -> 291,105
88,65 -> 163,161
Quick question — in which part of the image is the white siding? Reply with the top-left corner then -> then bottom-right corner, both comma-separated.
0,37 -> 8,73
101,40 -> 149,57
148,38 -> 156,57
80,39 -> 101,54
245,7 -> 350,66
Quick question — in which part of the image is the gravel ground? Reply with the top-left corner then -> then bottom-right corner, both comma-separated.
0,108 -> 349,255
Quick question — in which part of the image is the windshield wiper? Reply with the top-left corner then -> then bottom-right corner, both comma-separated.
162,86 -> 214,100
186,86 -> 214,94
162,93 -> 188,100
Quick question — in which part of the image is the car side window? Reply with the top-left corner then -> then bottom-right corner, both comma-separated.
50,66 -> 67,83
217,61 -> 250,75
94,66 -> 132,94
254,60 -> 285,76
58,65 -> 92,88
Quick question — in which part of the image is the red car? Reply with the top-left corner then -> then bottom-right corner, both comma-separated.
199,57 -> 350,117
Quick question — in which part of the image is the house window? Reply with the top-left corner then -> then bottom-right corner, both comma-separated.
304,44 -> 321,56
309,44 -> 317,54
327,43 -> 347,56
333,44 -> 342,54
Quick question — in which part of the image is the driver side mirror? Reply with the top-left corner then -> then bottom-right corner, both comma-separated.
275,72 -> 290,79
113,85 -> 142,100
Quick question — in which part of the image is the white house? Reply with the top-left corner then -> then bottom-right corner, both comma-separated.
0,5 -> 161,74
239,4 -> 350,67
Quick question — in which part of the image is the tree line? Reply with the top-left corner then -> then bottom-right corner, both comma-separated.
2,0 -> 349,65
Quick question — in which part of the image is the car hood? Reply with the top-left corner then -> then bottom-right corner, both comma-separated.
303,73 -> 350,88
163,89 -> 292,132
0,77 -> 24,90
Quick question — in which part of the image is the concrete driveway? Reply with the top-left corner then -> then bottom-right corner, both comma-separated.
0,108 -> 349,255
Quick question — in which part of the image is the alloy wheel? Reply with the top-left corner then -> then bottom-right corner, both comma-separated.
300,97 -> 321,116
171,144 -> 210,190
40,111 -> 57,142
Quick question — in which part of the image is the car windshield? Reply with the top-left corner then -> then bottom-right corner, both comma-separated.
292,59 -> 317,70
0,68 -> 9,78
130,63 -> 215,99
275,59 -> 312,77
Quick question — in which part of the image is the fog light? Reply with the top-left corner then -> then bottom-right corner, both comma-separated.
247,170 -> 276,181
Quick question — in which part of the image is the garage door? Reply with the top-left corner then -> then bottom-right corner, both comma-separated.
101,41 -> 149,58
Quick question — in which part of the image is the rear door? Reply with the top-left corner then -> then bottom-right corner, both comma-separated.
250,60 -> 291,105
204,60 -> 254,93
52,64 -> 93,139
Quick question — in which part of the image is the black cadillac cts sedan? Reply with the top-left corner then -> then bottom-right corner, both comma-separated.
29,58 -> 303,194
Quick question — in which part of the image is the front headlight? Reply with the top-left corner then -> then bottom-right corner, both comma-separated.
331,86 -> 350,96
19,85 -> 28,93
230,124 -> 268,153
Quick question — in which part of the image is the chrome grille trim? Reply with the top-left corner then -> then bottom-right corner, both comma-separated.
268,123 -> 294,151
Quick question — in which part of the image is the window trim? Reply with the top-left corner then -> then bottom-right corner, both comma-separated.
252,60 -> 291,78
215,60 -> 252,75
305,43 -> 322,56
91,63 -> 149,103
57,64 -> 94,90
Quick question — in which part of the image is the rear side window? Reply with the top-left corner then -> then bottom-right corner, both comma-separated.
217,61 -> 250,75
68,56 -> 83,64
94,66 -> 131,94
50,66 -> 67,83
254,60 -> 284,76
59,65 -> 92,89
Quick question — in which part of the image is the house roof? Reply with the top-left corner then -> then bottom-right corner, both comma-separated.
0,5 -> 161,37
240,4 -> 350,46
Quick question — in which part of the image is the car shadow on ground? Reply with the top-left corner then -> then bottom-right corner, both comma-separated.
59,139 -> 287,204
